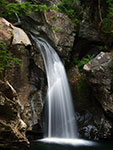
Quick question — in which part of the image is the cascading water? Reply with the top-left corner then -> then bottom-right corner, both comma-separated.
31,35 -> 77,139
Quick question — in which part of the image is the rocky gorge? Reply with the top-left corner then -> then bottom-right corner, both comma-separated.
0,0 -> 113,149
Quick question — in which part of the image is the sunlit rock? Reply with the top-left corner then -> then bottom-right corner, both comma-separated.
0,18 -> 31,46
12,26 -> 31,46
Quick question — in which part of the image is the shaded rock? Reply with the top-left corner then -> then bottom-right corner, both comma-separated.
46,0 -> 61,6
0,80 -> 29,148
68,65 -> 113,140
78,0 -> 105,42
83,52 -> 113,118
79,22 -> 100,41
43,10 -> 75,57
5,44 -> 45,134
31,0 -> 61,6
71,0 -> 112,61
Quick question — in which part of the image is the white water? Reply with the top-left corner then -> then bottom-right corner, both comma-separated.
31,36 -> 77,138
15,13 -> 21,23
39,138 -> 95,146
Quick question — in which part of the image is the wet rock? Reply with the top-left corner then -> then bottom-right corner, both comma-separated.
76,110 -> 112,140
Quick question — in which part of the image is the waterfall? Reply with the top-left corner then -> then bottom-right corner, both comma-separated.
15,13 -> 21,23
31,35 -> 77,139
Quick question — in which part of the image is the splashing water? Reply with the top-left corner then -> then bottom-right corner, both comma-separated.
31,35 -> 77,138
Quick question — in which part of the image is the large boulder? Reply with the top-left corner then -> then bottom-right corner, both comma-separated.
0,17 -> 31,46
67,65 -> 113,140
84,52 -> 113,118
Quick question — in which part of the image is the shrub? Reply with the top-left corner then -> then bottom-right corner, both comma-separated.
58,0 -> 80,23
102,0 -> 113,34
0,0 -> 58,19
0,41 -> 21,76
74,55 -> 94,72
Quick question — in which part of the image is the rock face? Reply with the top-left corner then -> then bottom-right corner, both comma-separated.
0,17 -> 46,147
71,0 -> 112,60
0,18 -> 32,130
68,65 -> 113,140
23,6 -> 75,58
84,52 -> 113,118
43,10 -> 75,58
1,0 -> 113,142
0,80 -> 29,148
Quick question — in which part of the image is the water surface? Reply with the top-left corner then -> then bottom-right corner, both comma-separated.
31,138 -> 113,150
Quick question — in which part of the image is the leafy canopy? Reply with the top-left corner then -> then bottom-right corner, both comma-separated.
0,0 -> 58,18
58,0 -> 80,23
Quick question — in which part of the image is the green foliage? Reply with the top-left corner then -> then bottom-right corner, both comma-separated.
105,0 -> 113,3
52,26 -> 64,33
102,0 -> 113,34
0,0 -> 58,18
0,41 -> 21,75
97,45 -> 106,51
58,0 -> 80,24
52,15 -> 57,20
74,55 -> 94,72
